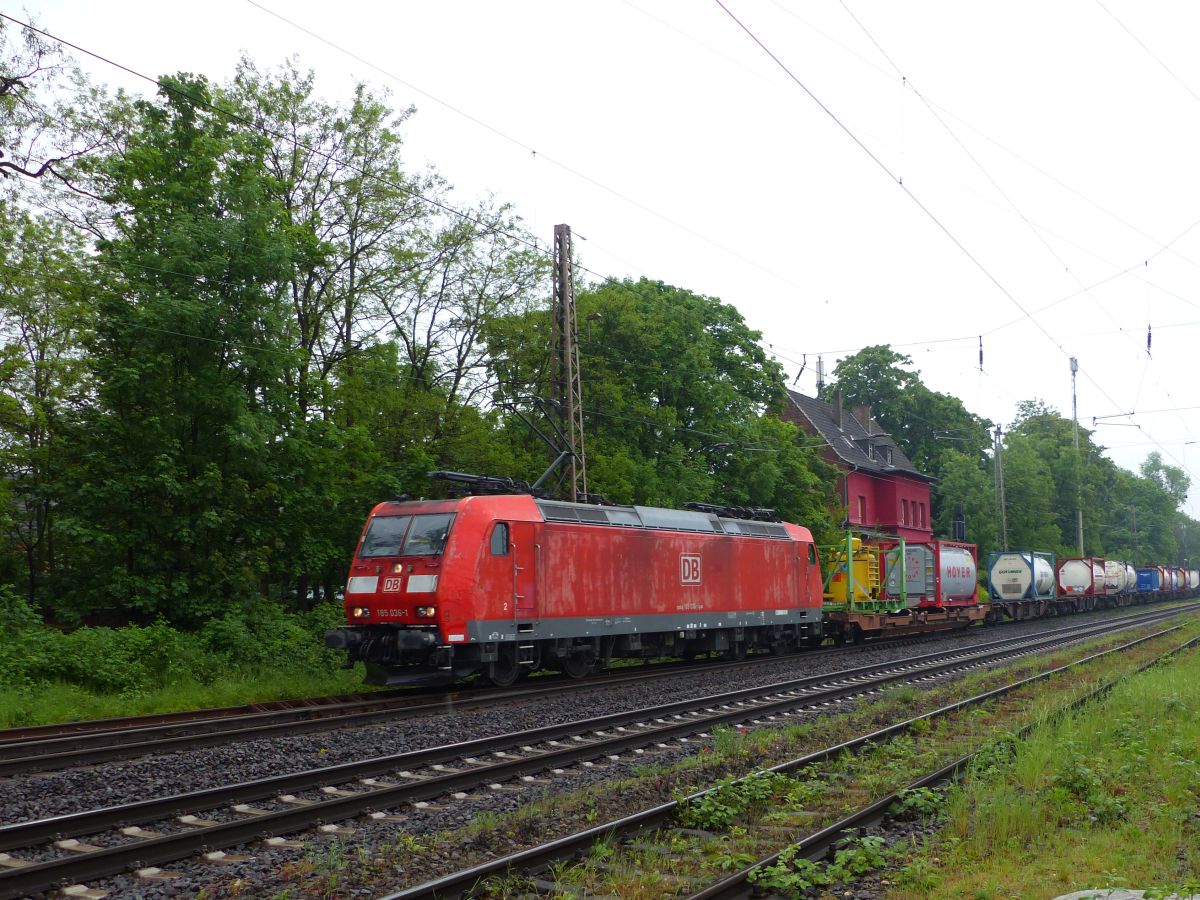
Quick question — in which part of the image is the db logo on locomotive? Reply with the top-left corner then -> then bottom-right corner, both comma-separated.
680,554 -> 702,585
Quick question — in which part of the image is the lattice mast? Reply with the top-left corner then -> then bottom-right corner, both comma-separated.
994,425 -> 1008,551
551,224 -> 587,501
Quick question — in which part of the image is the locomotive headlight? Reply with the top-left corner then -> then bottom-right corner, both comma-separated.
416,606 -> 437,618
351,607 -> 370,619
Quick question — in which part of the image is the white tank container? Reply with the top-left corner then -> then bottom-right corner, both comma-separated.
990,552 -> 1054,601
1189,570 -> 1199,590
1104,560 -> 1128,593
886,542 -> 977,605
1171,569 -> 1182,590
1058,558 -> 1095,595
1124,563 -> 1137,592
940,545 -> 977,600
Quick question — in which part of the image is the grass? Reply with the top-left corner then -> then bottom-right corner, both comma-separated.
200,616 -> 1200,898
0,600 -> 375,727
0,664 -> 373,728
887,642 -> 1200,899
476,620 -> 1200,898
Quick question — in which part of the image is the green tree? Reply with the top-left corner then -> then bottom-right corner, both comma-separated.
483,277 -> 840,536
0,210 -> 92,609
229,61 -> 546,605
935,448 -> 996,559
57,74 -> 293,624
1140,451 -> 1190,508
1000,433 -> 1062,552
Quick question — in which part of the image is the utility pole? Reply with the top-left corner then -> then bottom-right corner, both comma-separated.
994,425 -> 1008,550
1070,357 -> 1084,555
551,224 -> 587,502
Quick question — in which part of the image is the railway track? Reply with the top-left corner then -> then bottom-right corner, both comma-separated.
0,600 -> 1182,777
381,616 -> 1200,900
0,603 -> 1192,900
683,632 -> 1200,900
0,631 -> 959,776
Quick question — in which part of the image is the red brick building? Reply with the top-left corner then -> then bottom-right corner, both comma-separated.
782,389 -> 933,541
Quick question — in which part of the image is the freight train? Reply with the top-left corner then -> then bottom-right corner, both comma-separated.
325,480 -> 1197,686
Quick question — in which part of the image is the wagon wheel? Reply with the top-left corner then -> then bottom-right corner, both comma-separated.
724,641 -> 747,661
484,645 -> 521,688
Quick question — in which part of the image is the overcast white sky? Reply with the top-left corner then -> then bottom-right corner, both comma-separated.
13,1 -> 1200,516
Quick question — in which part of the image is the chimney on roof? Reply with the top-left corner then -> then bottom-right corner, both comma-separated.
833,389 -> 843,429
853,404 -> 873,435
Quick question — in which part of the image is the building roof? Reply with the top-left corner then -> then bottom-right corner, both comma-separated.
785,389 -> 933,482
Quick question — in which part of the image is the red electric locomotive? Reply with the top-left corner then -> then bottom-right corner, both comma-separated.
326,486 -> 824,685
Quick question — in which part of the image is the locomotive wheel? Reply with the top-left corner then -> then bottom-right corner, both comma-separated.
725,642 -> 747,661
485,646 -> 521,688
558,650 -> 593,679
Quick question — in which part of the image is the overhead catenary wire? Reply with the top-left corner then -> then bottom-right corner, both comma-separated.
838,0 -> 1200,366
0,11 -> 649,309
232,1 -> 1200,387
242,0 -> 825,301
768,0 -> 1200,275
833,1 -> 1200,449
1095,0 -> 1200,108
714,1 -> 1199,485
715,0 -> 1145,367
0,261 -> 827,457
6,11 -> 1199,493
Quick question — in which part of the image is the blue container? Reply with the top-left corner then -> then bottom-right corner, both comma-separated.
1135,567 -> 1162,593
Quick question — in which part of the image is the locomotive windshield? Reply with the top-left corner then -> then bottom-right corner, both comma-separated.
359,513 -> 455,558
401,513 -> 454,556
360,515 -> 412,557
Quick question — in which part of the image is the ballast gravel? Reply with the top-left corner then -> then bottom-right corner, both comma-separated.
0,609 -> 1172,898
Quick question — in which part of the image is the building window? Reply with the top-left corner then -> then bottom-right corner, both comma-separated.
921,503 -> 927,528
902,499 -> 909,526
857,495 -> 866,523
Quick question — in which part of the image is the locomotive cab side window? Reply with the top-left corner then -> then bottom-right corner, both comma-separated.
490,522 -> 510,556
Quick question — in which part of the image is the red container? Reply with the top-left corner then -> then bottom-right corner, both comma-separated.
1056,557 -> 1107,597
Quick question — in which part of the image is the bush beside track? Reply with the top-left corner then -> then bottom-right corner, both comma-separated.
0,597 -> 359,726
